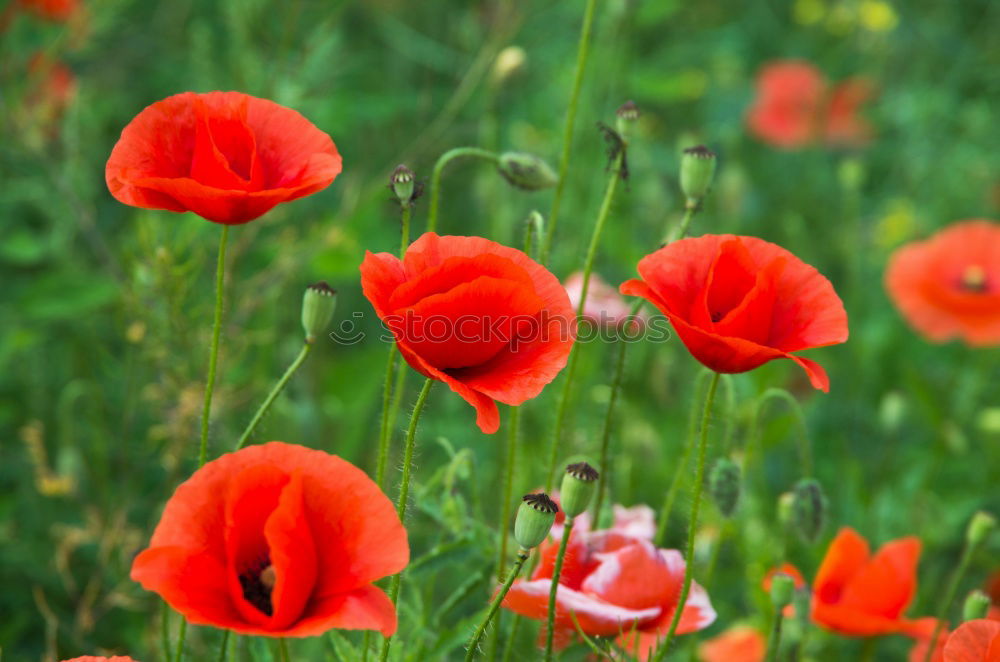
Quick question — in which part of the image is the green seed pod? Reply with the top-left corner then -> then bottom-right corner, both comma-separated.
615,100 -> 640,141
791,478 -> 827,544
497,152 -> 558,191
963,590 -> 991,622
390,164 -> 416,207
967,510 -> 997,547
301,281 -> 337,343
679,145 -> 717,206
770,572 -> 795,610
708,458 -> 741,518
514,493 -> 558,550
560,462 -> 599,519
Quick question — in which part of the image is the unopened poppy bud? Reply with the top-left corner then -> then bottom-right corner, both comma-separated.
390,164 -> 416,206
963,590 -> 991,621
560,462 -> 599,519
301,281 -> 337,343
514,492 -> 558,549
497,152 -> 558,191
791,478 -> 827,544
967,510 -> 997,547
770,572 -> 796,610
680,145 -> 717,207
615,100 -> 640,141
708,458 -> 741,518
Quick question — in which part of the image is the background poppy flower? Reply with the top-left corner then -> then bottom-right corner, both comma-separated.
620,234 -> 848,391
130,442 -> 408,637
811,527 -> 932,637
360,232 -> 575,434
106,91 -> 341,225
746,60 -> 873,149
698,625 -> 766,662
61,658 -> 138,662
25,53 -> 77,133
502,510 -> 715,659
942,619 -> 1000,661
885,220 -> 1000,346
17,0 -> 79,21
564,271 -> 646,331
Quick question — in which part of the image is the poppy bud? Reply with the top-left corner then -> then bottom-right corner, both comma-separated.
390,164 -> 416,207
966,510 -> 997,547
301,281 -> 337,343
791,478 -> 827,544
680,145 -> 717,207
963,590 -> 991,621
708,458 -> 741,518
770,572 -> 796,610
615,100 -> 640,141
560,462 -> 599,519
492,46 -> 527,84
497,152 -> 559,191
514,493 -> 558,550
778,491 -> 795,529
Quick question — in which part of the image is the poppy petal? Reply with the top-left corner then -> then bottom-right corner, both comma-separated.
813,527 -> 870,606
838,536 -> 920,619
281,585 -> 398,638
502,579 -> 661,636
580,540 -> 680,611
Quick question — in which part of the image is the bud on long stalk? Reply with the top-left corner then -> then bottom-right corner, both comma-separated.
301,281 -> 337,344
708,458 -> 741,518
497,152 -> 559,191
560,462 -> 599,519
680,145 -> 717,209
791,478 -> 827,544
514,493 -> 558,550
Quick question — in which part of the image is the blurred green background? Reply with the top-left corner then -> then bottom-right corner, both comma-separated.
1,0 -> 999,659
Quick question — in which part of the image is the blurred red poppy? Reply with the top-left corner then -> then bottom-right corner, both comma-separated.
812,527 -> 933,637
747,60 -> 873,149
942,619 -> 1000,662
61,658 -> 137,662
698,625 -> 766,662
106,91 -> 341,225
502,512 -> 715,660
620,235 -> 848,391
911,629 -> 948,662
131,442 -> 408,637
763,562 -> 807,618
25,53 -> 77,132
360,232 -> 575,434
564,271 -> 646,331
885,220 -> 1000,346
17,0 -> 79,21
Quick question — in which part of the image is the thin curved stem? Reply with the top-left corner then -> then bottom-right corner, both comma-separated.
465,551 -> 529,661
542,0 -> 599,264
400,204 -> 412,255
216,631 -> 231,662
671,205 -> 698,243
234,343 -> 312,451
545,152 -> 625,490
500,615 -> 522,662
172,619 -> 187,662
427,147 -> 500,233
747,387 -> 813,477
544,518 -> 575,661
652,372 -> 720,661
379,378 -> 435,662
375,346 -> 399,488
160,603 -> 172,662
198,224 -> 230,467
497,406 -> 520,580
922,543 -> 976,662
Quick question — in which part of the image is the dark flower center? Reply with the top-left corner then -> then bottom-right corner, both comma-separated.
239,557 -> 276,616
960,264 -> 988,293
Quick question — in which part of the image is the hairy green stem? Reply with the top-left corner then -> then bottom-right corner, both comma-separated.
544,518 -> 575,661
497,406 -> 520,581
379,378 -> 435,662
542,0 -> 599,263
234,343 -> 312,451
652,372 -> 720,661
465,551 -> 529,661
671,204 -> 698,242
427,147 -> 500,233
545,152 -> 625,490
198,224 -> 229,467
375,346 -> 399,488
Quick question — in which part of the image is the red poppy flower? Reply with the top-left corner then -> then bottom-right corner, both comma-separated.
130,442 -> 408,637
502,516 -> 715,660
61,658 -> 137,662
360,232 -> 575,434
746,60 -> 873,149
885,220 -> 1000,346
106,91 -> 341,225
912,629 -> 948,662
942,619 -> 1000,662
17,0 -> 79,21
620,235 -> 848,391
26,53 -> 77,130
564,271 -> 646,331
698,625 -> 766,662
811,527 -> 932,637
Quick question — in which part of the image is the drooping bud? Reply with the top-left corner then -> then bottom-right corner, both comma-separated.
615,100 -> 640,141
560,462 -> 599,519
708,458 -> 741,518
770,572 -> 796,610
791,478 -> 827,544
497,152 -> 558,191
301,281 -> 337,343
967,510 -> 997,547
514,493 -> 558,550
680,145 -> 717,208
390,164 -> 416,207
963,590 -> 991,621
